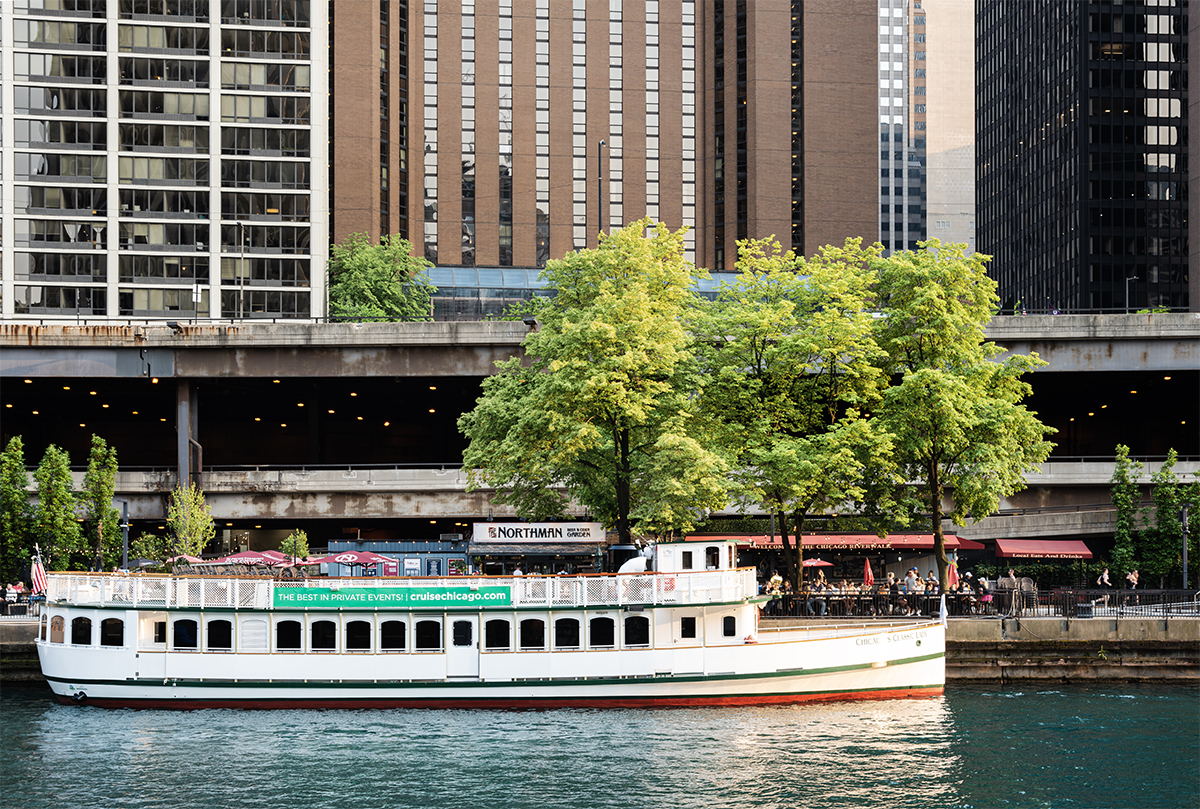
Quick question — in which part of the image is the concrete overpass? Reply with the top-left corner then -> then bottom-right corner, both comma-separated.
1,314 -> 1196,545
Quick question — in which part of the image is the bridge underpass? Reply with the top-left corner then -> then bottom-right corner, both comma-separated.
2,316 -> 1196,549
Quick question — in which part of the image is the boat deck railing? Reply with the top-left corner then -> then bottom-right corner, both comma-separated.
42,569 -> 759,611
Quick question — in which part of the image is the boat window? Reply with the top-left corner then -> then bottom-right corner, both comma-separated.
380,619 -> 406,650
624,615 -> 650,647
40,614 -> 48,641
723,616 -> 736,637
207,619 -> 233,650
456,620 -> 478,648
706,546 -> 720,570
589,616 -> 615,648
154,621 -> 167,643
554,617 -> 580,649
681,551 -> 693,570
519,618 -> 545,650
239,618 -> 268,652
484,619 -> 509,650
415,619 -> 441,651
345,620 -> 371,650
50,616 -> 64,644
311,619 -> 337,651
100,618 -> 125,647
680,616 -> 696,639
276,619 -> 302,651
173,619 -> 198,649
71,616 -> 92,645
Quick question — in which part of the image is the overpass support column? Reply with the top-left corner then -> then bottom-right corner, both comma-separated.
176,380 -> 199,489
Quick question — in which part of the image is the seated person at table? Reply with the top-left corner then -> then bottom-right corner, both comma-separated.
805,580 -> 828,616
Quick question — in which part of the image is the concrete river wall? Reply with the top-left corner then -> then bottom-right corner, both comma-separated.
3,618 -> 1197,685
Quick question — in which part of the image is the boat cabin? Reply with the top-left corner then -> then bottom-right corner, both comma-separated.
654,539 -> 738,575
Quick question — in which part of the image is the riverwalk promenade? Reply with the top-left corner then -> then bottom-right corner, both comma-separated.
3,616 -> 1195,685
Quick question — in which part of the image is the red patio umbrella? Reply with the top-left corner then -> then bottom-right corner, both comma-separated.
802,558 -> 833,567
214,550 -> 290,566
307,550 -> 399,575
863,558 -> 875,588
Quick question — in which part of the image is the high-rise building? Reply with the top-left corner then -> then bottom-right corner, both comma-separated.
1,0 -> 329,321
699,1 -> 879,272
877,0 -> 974,256
337,0 -> 701,269
977,0 -> 1190,313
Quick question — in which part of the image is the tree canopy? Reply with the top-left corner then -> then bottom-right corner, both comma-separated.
459,219 -> 728,543
166,482 -> 216,559
34,445 -> 83,571
0,437 -> 32,583
693,237 -> 895,588
874,241 -> 1056,589
327,233 -> 437,321
81,434 -> 121,571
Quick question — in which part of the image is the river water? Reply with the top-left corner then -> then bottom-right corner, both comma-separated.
1,683 -> 1195,809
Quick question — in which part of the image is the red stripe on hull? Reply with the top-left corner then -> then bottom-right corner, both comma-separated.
55,686 -> 944,711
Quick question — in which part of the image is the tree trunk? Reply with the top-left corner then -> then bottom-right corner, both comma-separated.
929,460 -> 949,591
778,509 -> 797,592
615,426 -> 632,544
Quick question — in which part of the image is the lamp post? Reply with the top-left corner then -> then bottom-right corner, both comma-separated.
115,499 -> 129,570
597,140 -> 606,241
1124,275 -> 1138,313
1182,503 -> 1189,589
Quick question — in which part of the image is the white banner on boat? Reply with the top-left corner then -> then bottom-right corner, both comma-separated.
472,522 -> 605,544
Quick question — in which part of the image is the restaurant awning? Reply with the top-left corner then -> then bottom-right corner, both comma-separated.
685,533 -> 970,551
995,539 -> 1093,559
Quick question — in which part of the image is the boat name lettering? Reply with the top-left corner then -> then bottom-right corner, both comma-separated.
272,587 -> 512,609
886,630 -> 928,643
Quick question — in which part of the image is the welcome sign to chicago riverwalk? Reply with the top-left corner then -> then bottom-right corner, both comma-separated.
273,586 -> 512,609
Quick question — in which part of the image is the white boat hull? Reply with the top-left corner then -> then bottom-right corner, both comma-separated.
38,621 -> 944,709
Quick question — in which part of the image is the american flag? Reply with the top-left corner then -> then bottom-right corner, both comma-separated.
31,549 -> 48,595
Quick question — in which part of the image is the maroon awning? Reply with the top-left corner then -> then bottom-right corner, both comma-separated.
685,533 -> 968,551
995,539 -> 1093,559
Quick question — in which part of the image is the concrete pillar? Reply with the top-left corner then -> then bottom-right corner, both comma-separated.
176,380 -> 196,489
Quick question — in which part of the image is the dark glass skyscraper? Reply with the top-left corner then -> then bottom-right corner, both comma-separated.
977,0 -> 1189,313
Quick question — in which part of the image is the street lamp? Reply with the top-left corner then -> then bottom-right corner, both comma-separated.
115,499 -> 129,570
597,140 -> 606,240
1124,275 -> 1138,313
1183,503 -> 1190,589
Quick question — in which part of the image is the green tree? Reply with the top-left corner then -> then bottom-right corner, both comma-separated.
0,437 -> 33,584
80,434 -> 121,571
1139,449 -> 1198,588
33,445 -> 83,570
280,529 -> 309,563
166,482 -> 216,558
1109,443 -> 1144,577
327,232 -> 436,321
693,237 -> 896,589
459,218 -> 729,543
874,241 -> 1056,590
129,532 -> 172,569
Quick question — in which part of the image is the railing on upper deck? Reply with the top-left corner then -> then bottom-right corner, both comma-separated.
43,568 -> 759,611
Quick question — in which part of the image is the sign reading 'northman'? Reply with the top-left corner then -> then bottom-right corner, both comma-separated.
471,522 -> 605,543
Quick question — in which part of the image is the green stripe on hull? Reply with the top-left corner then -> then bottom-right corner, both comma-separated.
45,651 -> 944,691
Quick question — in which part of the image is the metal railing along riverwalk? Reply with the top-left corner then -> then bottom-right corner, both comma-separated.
42,569 -> 759,612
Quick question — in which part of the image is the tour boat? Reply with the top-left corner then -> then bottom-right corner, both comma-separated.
35,539 -> 945,708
